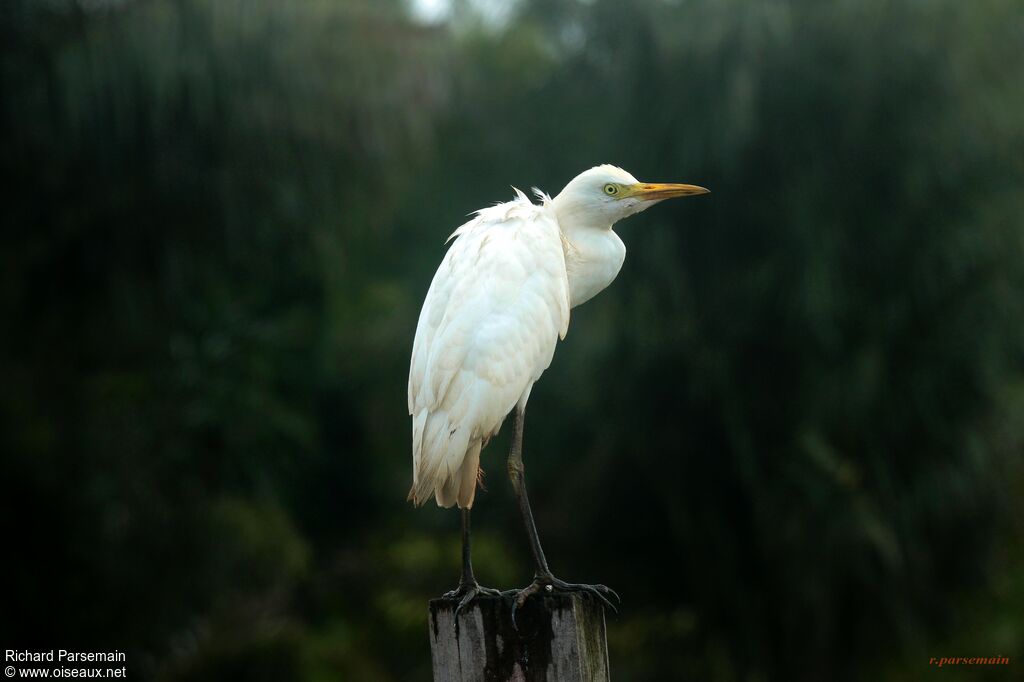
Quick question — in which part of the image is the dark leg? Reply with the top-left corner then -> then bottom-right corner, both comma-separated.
507,407 -> 552,576
442,507 -> 499,626
461,507 -> 476,584
507,407 -> 619,625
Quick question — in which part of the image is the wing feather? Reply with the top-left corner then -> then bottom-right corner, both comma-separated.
407,196 -> 570,508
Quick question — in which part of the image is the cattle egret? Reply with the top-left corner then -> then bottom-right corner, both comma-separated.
408,165 -> 708,622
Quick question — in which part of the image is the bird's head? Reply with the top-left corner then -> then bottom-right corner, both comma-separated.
551,164 -> 708,229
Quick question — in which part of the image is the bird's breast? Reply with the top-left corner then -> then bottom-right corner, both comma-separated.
563,229 -> 626,308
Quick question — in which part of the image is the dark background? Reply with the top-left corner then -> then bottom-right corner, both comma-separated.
2,0 -> 1023,680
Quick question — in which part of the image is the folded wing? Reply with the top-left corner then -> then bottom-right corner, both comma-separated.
408,193 -> 570,508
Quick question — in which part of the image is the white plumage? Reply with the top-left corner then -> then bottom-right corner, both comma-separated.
408,189 -> 570,508
408,165 -> 708,510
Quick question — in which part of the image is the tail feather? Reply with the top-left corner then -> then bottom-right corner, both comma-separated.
409,410 -> 480,509
435,471 -> 459,507
456,439 -> 482,508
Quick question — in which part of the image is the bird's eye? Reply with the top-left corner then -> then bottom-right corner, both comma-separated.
604,184 -> 618,196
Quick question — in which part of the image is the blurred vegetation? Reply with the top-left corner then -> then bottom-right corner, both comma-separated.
2,0 -> 1023,680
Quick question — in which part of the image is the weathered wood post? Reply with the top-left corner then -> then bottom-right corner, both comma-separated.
428,592 -> 610,681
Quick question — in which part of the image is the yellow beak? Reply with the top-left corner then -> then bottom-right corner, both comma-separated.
626,182 -> 710,200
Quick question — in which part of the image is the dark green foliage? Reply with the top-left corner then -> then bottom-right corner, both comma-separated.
1,1 -> 1022,680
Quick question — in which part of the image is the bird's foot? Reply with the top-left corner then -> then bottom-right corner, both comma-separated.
442,581 -> 501,632
511,573 -> 619,628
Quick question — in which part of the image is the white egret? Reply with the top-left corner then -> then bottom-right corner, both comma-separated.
408,165 -> 708,620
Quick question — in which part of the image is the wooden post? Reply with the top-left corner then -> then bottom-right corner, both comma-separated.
428,592 -> 610,682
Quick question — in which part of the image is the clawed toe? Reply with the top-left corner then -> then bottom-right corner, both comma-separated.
510,575 -> 620,629
443,582 -> 500,634
548,578 -> 619,610
510,582 -> 541,629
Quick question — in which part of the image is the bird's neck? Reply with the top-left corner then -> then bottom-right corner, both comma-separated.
557,220 -> 627,309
